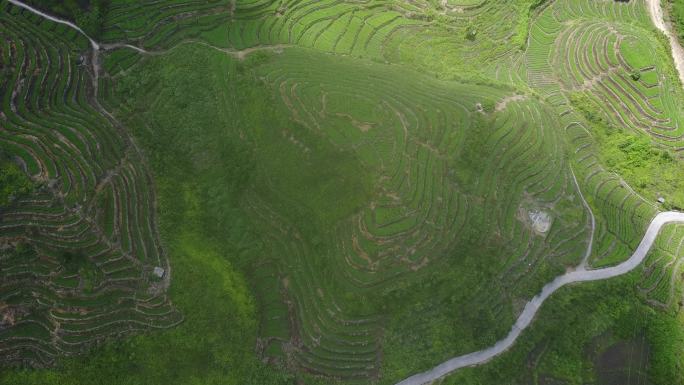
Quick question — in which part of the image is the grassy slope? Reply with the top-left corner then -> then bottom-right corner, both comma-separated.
5,41 -> 683,385
671,0 -> 684,42
1,45 -> 294,385
2,44 -> 377,385
2,43 -> 568,384
114,45 -> 510,383
1,236 -> 293,385
569,93 -> 684,210
3,1 -> 684,385
442,271 -> 684,385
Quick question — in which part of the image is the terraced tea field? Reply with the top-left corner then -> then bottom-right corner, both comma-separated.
0,2 -> 182,368
2,1 -> 684,385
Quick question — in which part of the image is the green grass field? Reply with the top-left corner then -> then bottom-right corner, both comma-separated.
2,0 -> 684,384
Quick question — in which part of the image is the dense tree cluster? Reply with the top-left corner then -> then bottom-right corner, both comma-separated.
0,157 -> 33,207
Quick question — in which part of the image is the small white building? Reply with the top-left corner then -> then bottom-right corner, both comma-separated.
153,266 -> 165,279
528,210 -> 552,233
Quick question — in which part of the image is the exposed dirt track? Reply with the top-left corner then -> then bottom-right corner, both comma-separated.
646,0 -> 684,86
130,40 -> 292,61
7,0 -> 99,49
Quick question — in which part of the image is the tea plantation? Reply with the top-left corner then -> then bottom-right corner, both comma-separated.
2,1 -> 684,384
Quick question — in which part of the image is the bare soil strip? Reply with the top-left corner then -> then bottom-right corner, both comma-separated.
646,0 -> 684,86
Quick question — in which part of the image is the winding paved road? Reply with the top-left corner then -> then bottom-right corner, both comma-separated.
396,1 -> 684,383
397,211 -> 684,385
7,1 -> 684,384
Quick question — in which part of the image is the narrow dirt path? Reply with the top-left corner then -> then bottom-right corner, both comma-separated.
7,0 -> 289,82
6,0 -> 174,287
129,40 -> 292,61
7,0 -> 99,49
646,0 -> 684,86
571,168 -> 596,268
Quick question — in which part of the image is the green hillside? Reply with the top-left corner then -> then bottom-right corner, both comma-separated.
2,1 -> 684,385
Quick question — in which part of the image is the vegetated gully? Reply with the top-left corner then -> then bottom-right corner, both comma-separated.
7,1 -> 684,384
